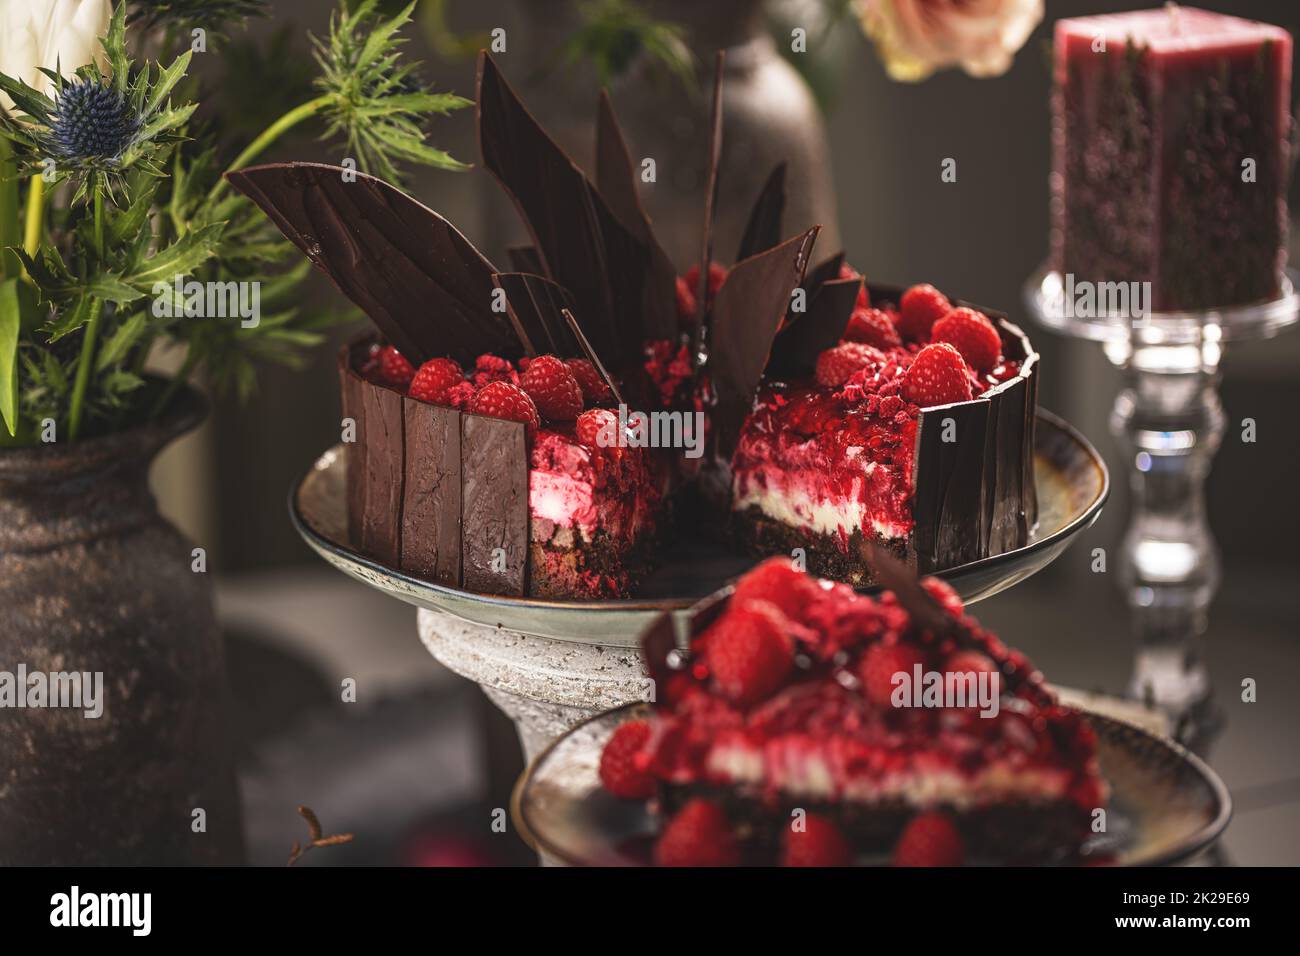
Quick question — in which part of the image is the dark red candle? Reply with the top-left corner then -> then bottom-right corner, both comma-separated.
1052,6 -> 1292,312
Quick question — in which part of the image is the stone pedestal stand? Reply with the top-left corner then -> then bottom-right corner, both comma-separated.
417,608 -> 649,764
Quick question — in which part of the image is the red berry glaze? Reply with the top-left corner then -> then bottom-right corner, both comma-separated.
598,720 -> 655,799
782,815 -> 853,867
654,798 -> 740,867
521,354 -> 584,422
898,284 -> 951,341
931,307 -> 1002,373
469,381 -> 540,435
408,357 -> 464,405
900,343 -> 973,407
893,813 -> 965,867
844,307 -> 901,350
920,577 -> 964,618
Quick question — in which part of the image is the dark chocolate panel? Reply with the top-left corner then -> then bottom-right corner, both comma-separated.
708,227 -> 820,458
507,245 -> 543,274
477,53 -> 661,368
690,51 -> 727,350
460,413 -> 529,595
768,275 -> 861,378
595,91 -> 679,341
357,376 -> 405,568
227,162 -> 515,365
912,398 -> 990,573
736,162 -> 787,262
492,272 -> 581,357
401,399 -> 462,586
338,345 -> 367,551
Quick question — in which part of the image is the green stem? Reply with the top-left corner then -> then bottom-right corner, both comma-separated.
66,296 -> 102,441
0,141 -> 18,278
93,185 -> 105,260
208,94 -> 333,203
22,174 -> 44,258
150,346 -> 198,420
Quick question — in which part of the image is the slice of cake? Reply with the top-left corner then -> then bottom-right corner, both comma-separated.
728,283 -> 1037,585
599,556 -> 1107,866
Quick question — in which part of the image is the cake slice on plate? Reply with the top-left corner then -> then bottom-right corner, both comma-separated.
599,555 -> 1107,865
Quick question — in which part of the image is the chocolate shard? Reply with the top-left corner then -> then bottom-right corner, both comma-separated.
804,251 -> 846,294
690,51 -> 727,362
338,344 -> 368,550
859,541 -> 956,636
477,52 -> 658,369
401,399 -> 462,587
561,308 -> 625,408
492,272 -> 581,357
595,89 -> 679,341
736,162 -> 787,262
768,275 -> 860,377
507,245 -> 543,274
226,162 -> 515,365
709,226 -> 821,458
639,612 -> 679,702
460,413 -> 529,595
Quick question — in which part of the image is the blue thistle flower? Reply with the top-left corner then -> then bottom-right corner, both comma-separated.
50,80 -> 141,162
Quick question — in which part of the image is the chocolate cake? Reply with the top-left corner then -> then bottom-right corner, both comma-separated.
230,52 -> 1039,599
599,555 -> 1107,866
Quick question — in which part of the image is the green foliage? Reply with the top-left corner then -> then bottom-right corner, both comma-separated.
0,0 -> 465,442
559,0 -> 694,88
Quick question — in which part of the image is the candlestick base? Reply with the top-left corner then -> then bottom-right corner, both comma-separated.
1024,266 -> 1299,748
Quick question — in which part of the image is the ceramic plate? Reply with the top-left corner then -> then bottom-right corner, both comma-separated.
512,702 -> 1231,867
290,409 -> 1107,644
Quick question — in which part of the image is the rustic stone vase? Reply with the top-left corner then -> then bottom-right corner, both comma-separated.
0,389 -> 243,865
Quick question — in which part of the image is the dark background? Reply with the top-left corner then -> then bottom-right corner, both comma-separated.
158,1 -> 1300,865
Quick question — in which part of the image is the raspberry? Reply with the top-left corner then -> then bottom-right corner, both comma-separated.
378,345 -> 415,387
731,557 -> 821,622
931,307 -> 1002,373
469,381 -> 540,435
565,358 -> 614,406
844,307 -> 901,350
898,284 -> 951,341
654,799 -> 740,867
782,814 -> 853,867
684,262 -> 728,299
815,342 -> 885,388
705,601 -> 793,706
598,719 -> 655,799
520,354 -> 584,422
446,381 -> 477,409
920,577 -> 964,618
575,407 -> 619,450
471,353 -> 518,387
893,813 -> 965,867
900,343 -> 973,407
859,640 -> 928,708
408,357 -> 464,405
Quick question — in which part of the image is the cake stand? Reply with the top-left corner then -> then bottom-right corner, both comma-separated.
1024,267 -> 1300,744
291,410 -> 1107,766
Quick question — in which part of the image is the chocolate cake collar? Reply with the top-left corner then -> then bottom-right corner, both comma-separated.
227,162 -> 516,365
708,226 -> 820,458
477,52 -> 670,368
736,162 -> 787,262
506,245 -> 543,274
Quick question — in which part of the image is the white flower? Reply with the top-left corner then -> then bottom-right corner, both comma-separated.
859,0 -> 1044,82
0,0 -> 112,111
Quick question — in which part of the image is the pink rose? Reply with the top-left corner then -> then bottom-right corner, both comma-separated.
859,0 -> 1044,82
